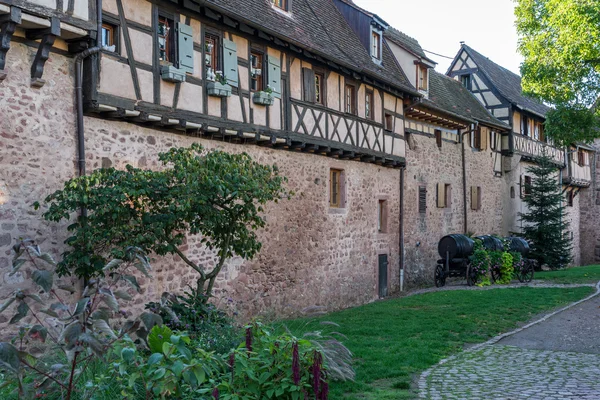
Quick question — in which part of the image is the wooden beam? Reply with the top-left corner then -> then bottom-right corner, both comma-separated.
28,16 -> 60,87
0,7 -> 21,78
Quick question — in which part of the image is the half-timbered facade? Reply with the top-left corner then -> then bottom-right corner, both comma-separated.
0,0 -> 425,318
448,44 -> 592,265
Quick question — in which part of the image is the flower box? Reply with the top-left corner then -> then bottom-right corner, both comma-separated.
207,81 -> 232,98
252,91 -> 274,106
160,65 -> 186,83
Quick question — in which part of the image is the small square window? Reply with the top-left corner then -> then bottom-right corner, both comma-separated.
250,52 -> 264,91
330,169 -> 345,208
101,23 -> 117,51
345,84 -> 356,115
384,113 -> 393,131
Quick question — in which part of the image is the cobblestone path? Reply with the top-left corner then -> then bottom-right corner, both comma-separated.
419,345 -> 600,399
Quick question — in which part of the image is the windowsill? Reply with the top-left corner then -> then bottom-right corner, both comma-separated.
329,207 -> 347,215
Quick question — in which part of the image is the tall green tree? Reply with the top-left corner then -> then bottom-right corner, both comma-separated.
37,144 -> 289,301
519,151 -> 572,269
515,0 -> 600,144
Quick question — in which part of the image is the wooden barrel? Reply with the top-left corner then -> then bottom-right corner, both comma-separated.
438,234 -> 475,259
505,237 -> 530,256
475,235 -> 504,252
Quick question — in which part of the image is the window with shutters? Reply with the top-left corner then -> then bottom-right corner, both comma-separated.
315,73 -> 324,105
384,113 -> 393,131
437,183 -> 451,208
330,169 -> 345,208
365,90 -> 374,120
345,84 -> 356,115
472,127 -> 482,150
205,33 -> 220,78
158,15 -> 175,64
435,129 -> 442,148
471,186 -> 482,210
418,186 -> 427,214
250,52 -> 264,91
377,199 -> 388,233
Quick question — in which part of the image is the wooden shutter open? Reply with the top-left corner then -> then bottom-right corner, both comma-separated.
176,22 -> 194,74
223,38 -> 238,87
437,183 -> 446,208
302,68 -> 315,103
268,55 -> 281,98
480,127 -> 488,150
470,186 -> 478,210
474,127 -> 482,150
435,129 -> 442,148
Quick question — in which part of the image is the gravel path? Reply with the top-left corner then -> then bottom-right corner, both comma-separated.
417,281 -> 600,399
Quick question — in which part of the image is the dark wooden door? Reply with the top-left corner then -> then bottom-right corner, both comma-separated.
378,254 -> 388,298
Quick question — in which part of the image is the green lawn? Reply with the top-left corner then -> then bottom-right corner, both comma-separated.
535,264 -> 600,284
283,286 -> 594,399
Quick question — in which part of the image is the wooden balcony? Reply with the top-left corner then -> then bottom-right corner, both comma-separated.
512,134 -> 565,166
565,158 -> 592,187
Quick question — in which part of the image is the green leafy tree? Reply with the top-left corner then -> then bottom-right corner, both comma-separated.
38,144 -> 289,301
519,151 -> 572,269
515,0 -> 600,144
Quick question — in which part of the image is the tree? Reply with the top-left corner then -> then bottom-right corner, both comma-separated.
515,0 -> 600,144
38,144 -> 289,301
519,151 -> 572,269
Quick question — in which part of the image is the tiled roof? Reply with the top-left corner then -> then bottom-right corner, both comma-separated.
384,28 -> 435,64
424,70 -> 510,130
460,45 -> 551,118
203,0 -> 418,95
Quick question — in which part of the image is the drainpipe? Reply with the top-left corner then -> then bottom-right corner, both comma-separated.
399,166 -> 405,291
461,123 -> 479,234
75,0 -> 102,178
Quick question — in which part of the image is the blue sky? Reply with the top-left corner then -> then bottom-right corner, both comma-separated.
353,0 -> 522,75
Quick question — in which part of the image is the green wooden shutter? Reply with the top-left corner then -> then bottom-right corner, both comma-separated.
223,38 -> 238,88
176,22 -> 194,74
302,68 -> 315,102
268,55 -> 281,98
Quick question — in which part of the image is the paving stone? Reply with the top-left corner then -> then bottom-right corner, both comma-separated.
419,345 -> 600,399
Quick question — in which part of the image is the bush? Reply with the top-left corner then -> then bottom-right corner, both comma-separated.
471,240 -> 491,286
145,288 -> 241,354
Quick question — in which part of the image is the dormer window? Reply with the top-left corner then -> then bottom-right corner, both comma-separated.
460,74 -> 471,89
372,31 -> 381,60
273,0 -> 288,11
418,65 -> 428,91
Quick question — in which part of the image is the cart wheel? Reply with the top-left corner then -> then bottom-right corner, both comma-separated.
435,264 -> 446,288
491,267 -> 500,283
519,261 -> 535,283
467,268 -> 479,287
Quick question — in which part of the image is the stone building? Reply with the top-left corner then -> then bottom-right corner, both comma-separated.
0,0 -> 596,322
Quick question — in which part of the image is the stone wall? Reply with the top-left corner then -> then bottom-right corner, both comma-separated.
0,42 -> 401,322
402,131 -> 505,286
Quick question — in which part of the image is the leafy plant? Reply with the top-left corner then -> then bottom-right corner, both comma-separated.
470,240 -> 491,287
38,144 -> 290,302
496,252 -> 515,285
0,239 -> 162,399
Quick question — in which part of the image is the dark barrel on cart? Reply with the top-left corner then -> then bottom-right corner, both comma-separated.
475,235 -> 504,252
504,237 -> 530,256
438,234 -> 475,259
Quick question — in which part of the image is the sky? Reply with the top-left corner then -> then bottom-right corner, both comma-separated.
353,0 -> 523,75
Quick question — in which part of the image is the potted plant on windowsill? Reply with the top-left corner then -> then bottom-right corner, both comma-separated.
253,85 -> 274,106
207,71 -> 232,98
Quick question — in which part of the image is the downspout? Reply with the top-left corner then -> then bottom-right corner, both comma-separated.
76,0 -> 102,178
399,166 -> 405,291
461,123 -> 479,234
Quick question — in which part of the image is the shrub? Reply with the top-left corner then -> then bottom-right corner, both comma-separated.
0,240 -> 163,400
471,240 -> 491,286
